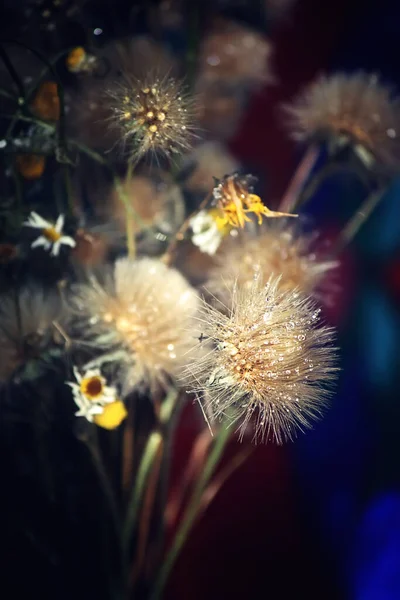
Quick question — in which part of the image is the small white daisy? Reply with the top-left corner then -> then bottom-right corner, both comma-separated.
190,210 -> 224,255
24,211 -> 76,256
73,394 -> 105,423
66,366 -> 118,422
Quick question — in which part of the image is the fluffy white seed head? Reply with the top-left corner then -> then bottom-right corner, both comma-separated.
186,275 -> 337,444
107,74 -> 196,161
71,258 -> 200,393
206,223 -> 337,307
285,72 -> 400,168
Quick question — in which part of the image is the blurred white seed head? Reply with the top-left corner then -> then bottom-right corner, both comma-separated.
186,276 -> 337,444
107,74 -> 196,161
206,223 -> 337,307
285,72 -> 400,168
0,287 -> 63,384
72,258 -> 199,393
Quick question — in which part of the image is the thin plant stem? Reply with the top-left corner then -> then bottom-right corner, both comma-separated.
1,112 -> 148,232
83,431 -> 124,600
124,430 -> 163,553
150,422 -> 232,600
130,437 -> 164,588
0,44 -> 26,100
85,431 -> 121,538
122,157 -> 139,259
295,161 -> 354,211
186,3 -> 201,90
63,163 -> 74,216
122,402 -> 135,497
279,143 -> 320,213
333,186 -> 387,254
149,389 -> 182,577
198,446 -> 253,515
165,428 -> 212,529
11,165 -> 23,222
161,190 -> 212,266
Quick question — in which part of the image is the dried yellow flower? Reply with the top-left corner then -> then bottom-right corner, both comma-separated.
212,174 -> 296,228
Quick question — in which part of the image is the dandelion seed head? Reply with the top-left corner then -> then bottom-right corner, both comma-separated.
206,223 -> 337,307
72,258 -> 199,393
0,287 -> 63,384
107,74 -> 195,161
186,276 -> 337,444
285,72 -> 400,168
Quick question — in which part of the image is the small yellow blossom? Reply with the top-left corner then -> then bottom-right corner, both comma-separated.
93,401 -> 128,430
213,173 -> 297,228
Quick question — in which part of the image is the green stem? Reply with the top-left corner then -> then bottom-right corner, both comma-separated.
124,430 -> 163,553
159,387 -> 179,424
85,432 -> 121,537
0,44 -> 26,100
121,157 -> 139,259
84,431 -> 124,600
333,186 -> 387,254
150,422 -> 232,600
11,164 -> 23,222
63,163 -> 74,217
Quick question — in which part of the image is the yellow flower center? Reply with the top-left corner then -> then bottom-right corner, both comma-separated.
80,375 -> 104,400
43,227 -> 62,243
209,208 -> 234,235
93,400 -> 128,430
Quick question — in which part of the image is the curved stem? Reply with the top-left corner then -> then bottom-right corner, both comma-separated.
124,430 -> 163,553
279,143 -> 320,213
0,44 -> 25,100
120,157 -> 139,259
333,186 -> 387,254
161,190 -> 212,266
150,422 -> 232,600
130,437 -> 164,588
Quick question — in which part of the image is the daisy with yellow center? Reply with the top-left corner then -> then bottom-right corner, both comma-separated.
24,212 -> 76,256
213,173 -> 297,228
66,367 -> 127,429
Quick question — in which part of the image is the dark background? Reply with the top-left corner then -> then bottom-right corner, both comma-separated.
2,1 -> 400,599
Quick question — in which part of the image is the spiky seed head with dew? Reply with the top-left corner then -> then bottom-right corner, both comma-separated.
0,287 -> 63,384
206,222 -> 338,308
186,276 -> 337,444
285,72 -> 400,169
107,74 -> 195,161
71,258 -> 199,394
